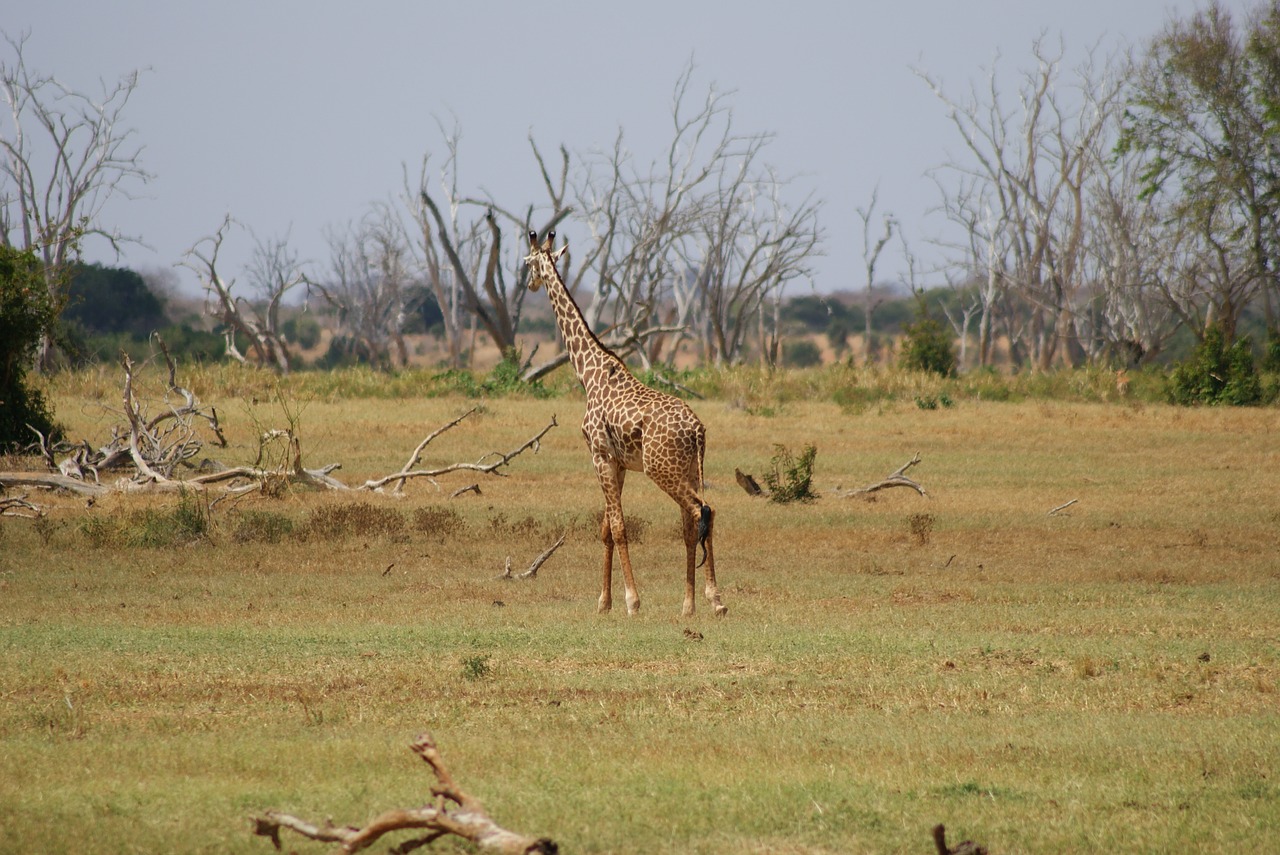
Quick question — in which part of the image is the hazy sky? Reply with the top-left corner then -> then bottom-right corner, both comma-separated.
7,1 -> 1222,298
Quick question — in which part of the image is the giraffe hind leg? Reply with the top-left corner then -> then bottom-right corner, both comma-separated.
700,505 -> 727,617
598,513 -> 613,614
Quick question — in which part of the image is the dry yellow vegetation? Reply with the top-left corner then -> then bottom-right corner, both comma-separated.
1,376 -> 1277,853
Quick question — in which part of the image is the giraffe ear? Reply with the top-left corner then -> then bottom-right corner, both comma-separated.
551,244 -> 568,263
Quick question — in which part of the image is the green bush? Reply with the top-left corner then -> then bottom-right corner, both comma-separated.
0,245 -> 61,448
782,339 -> 823,368
282,314 -> 322,350
764,443 -> 818,504
899,295 -> 956,377
1168,324 -> 1262,406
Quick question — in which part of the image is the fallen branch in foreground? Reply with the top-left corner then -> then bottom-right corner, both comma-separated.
0,494 -> 43,518
1047,498 -> 1078,515
500,534 -> 566,580
252,732 -> 558,854
831,453 -> 928,499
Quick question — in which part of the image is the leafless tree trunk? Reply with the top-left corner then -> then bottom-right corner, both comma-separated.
0,31 -> 151,369
572,62 -> 821,367
920,37 -> 1122,370
856,188 -> 896,365
182,216 -> 299,374
313,205 -> 415,370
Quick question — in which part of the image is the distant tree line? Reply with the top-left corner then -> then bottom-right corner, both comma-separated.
921,0 -> 1280,374
4,2 -> 1280,445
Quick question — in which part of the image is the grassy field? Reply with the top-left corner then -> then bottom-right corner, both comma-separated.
2,370 -> 1278,853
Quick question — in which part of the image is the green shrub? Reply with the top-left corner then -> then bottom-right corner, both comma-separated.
764,443 -> 818,504
281,314 -> 322,350
782,339 -> 823,368
128,491 -> 212,547
899,294 -> 956,377
1262,333 -> 1280,374
0,245 -> 61,448
1168,325 -> 1262,406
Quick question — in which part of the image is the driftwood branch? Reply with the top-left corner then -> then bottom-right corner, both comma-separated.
0,494 -> 43,518
831,453 -> 928,499
252,732 -> 558,854
500,535 -> 566,580
386,407 -> 479,494
1,380 -> 556,499
359,415 -> 558,492
1047,498 -> 1078,516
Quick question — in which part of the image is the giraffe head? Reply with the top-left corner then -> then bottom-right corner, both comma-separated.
524,230 -> 567,292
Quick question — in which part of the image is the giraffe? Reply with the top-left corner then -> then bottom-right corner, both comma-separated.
524,231 -> 727,618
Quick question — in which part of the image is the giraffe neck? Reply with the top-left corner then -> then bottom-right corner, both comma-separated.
540,266 -> 625,396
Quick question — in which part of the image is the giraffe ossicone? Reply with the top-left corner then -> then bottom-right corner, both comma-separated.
524,231 -> 726,617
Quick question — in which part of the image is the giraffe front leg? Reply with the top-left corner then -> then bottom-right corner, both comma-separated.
594,454 -> 639,616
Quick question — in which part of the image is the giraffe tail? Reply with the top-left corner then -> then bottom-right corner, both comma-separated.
696,504 -> 712,568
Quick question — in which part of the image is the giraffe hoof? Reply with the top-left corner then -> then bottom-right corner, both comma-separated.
713,603 -> 728,617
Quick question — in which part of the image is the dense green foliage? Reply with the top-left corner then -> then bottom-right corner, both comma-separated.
898,295 -> 956,377
1168,324 -> 1265,406
63,263 -> 166,336
0,245 -> 61,447
764,443 -> 818,503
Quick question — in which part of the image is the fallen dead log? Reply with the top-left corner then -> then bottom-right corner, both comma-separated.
734,467 -> 764,497
252,732 -> 558,854
1,351 -> 556,502
831,452 -> 928,499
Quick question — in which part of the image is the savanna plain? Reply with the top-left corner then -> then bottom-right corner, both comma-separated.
1,367 -> 1278,853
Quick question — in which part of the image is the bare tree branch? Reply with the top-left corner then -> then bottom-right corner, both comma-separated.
251,732 -> 559,854
500,535 -> 566,580
832,453 -> 928,499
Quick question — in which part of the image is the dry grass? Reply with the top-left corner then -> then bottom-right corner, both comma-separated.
1,379 -> 1278,853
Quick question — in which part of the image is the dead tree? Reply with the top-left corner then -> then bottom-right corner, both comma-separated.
1,31 -> 152,369
252,732 -> 558,854
182,216 -> 300,373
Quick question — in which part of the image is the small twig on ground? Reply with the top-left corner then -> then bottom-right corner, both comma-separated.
500,535 -> 566,580
1047,498 -> 1078,516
